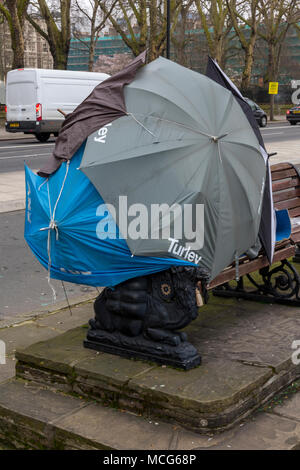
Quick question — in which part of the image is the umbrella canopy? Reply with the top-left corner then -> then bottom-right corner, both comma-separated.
25,144 -> 195,287
206,56 -> 276,264
80,57 -> 266,280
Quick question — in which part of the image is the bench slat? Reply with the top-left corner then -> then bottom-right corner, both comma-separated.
209,245 -> 295,289
275,198 -> 300,211
273,187 -> 300,203
289,207 -> 300,217
271,169 -> 297,181
272,177 -> 300,192
292,232 -> 300,243
271,163 -> 293,172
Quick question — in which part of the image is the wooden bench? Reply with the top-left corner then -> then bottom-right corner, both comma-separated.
208,162 -> 300,306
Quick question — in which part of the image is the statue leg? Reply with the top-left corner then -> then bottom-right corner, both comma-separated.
84,267 -> 209,370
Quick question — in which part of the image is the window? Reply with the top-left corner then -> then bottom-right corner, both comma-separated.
7,82 -> 35,105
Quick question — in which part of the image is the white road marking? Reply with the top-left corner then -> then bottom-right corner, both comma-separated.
262,132 -> 283,135
262,126 -> 299,131
0,148 -> 52,156
0,143 -> 54,150
0,153 -> 52,160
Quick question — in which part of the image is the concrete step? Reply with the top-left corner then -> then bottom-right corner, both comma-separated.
0,379 -> 178,450
0,378 -> 299,450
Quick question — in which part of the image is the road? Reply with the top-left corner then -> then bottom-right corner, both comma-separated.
0,121 -> 299,322
0,136 -> 56,173
261,121 -> 300,144
0,121 -> 299,173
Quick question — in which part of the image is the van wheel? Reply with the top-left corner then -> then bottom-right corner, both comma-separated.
290,121 -> 297,125
35,133 -> 50,142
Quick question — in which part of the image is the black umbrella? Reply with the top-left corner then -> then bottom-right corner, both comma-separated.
206,57 -> 276,264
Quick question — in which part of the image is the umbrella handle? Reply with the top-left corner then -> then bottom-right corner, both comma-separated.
57,108 -> 67,118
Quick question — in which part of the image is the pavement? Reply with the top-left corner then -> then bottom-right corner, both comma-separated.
0,128 -> 54,213
0,128 -> 32,140
0,171 -> 26,213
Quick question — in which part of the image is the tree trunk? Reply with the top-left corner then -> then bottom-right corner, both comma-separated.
6,1 -> 25,69
241,41 -> 255,91
88,38 -> 96,72
52,46 -> 68,69
11,25 -> 25,69
26,0 -> 71,70
214,39 -> 224,66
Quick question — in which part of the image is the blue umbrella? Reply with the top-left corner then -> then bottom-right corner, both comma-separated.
25,143 -> 194,287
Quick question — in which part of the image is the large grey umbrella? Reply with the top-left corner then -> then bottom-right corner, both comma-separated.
80,57 -> 266,281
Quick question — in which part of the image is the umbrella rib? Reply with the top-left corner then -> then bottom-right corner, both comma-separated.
128,113 -> 216,140
222,138 -> 263,157
128,112 -> 258,148
126,112 -> 157,138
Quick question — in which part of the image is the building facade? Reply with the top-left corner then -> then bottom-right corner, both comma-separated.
0,19 -> 53,81
67,24 -> 300,86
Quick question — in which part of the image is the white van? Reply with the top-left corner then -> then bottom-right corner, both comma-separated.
5,68 -> 110,142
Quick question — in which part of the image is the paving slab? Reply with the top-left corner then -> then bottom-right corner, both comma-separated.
34,301 -> 95,332
0,128 -> 32,140
0,357 -> 16,383
267,140 -> 300,166
55,402 -> 174,450
16,327 -> 94,373
0,170 -> 26,213
195,412 -> 300,450
271,392 -> 300,422
0,292 -> 96,329
188,298 -> 300,373
0,321 -> 64,355
0,380 -> 86,449
0,300 -> 97,388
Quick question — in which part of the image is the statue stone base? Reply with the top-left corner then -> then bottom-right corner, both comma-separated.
84,267 -> 209,370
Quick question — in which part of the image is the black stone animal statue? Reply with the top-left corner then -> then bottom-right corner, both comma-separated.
84,266 -> 209,370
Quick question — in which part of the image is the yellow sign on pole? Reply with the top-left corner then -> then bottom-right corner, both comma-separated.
269,82 -> 278,94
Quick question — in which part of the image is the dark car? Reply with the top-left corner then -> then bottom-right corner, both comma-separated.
286,105 -> 300,125
245,98 -> 267,127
